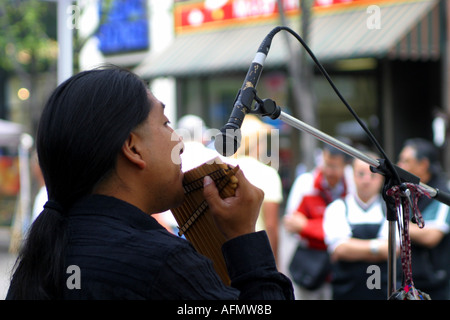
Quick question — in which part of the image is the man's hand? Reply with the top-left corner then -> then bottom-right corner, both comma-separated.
203,169 -> 264,240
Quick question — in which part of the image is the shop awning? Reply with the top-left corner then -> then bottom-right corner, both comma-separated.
312,0 -> 441,61
135,24 -> 284,78
135,0 -> 441,78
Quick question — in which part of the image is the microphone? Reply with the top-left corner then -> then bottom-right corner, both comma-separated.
214,29 -> 278,156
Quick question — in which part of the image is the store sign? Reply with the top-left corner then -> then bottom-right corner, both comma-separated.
174,0 -> 369,33
97,0 -> 149,55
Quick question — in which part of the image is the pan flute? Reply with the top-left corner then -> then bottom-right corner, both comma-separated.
170,158 -> 239,285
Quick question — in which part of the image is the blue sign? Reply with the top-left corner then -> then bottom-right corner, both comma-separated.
97,0 -> 149,55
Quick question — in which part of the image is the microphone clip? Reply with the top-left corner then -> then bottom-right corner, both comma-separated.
252,97 -> 281,120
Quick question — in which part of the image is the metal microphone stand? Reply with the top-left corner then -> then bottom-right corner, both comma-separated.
251,97 -> 450,298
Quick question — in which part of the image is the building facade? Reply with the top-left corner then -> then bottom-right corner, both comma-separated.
79,0 -> 450,189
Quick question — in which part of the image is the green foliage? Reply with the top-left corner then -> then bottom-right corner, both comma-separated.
0,0 -> 57,73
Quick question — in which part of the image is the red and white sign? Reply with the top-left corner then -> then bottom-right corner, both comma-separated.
174,0 -> 376,33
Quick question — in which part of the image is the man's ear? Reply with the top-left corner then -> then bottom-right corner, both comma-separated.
121,132 -> 146,169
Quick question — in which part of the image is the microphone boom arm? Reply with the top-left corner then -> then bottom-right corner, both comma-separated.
252,97 -> 450,206
279,110 -> 450,204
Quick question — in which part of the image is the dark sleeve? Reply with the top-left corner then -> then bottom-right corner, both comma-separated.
151,231 -> 294,300
150,241 -> 240,299
222,231 -> 294,300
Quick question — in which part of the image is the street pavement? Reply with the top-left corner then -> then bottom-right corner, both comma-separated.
0,227 -> 17,299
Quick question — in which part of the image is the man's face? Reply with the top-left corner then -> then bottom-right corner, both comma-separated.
322,150 -> 346,188
133,92 -> 185,212
397,146 -> 428,181
353,158 -> 383,202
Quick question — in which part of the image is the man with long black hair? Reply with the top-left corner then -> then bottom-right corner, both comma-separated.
6,66 -> 293,300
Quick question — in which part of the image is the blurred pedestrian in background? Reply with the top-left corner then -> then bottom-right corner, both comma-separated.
284,143 -> 352,299
229,115 -> 283,263
177,114 -> 220,172
323,152 -> 398,300
397,138 -> 450,299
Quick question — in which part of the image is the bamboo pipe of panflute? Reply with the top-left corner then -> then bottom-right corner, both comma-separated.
171,158 -> 239,285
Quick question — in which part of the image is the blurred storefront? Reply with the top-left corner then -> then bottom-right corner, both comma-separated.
135,0 -> 449,183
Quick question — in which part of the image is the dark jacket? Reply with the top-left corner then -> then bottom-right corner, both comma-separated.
63,195 -> 293,300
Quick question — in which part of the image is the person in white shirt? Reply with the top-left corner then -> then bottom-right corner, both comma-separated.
282,143 -> 353,300
176,114 -> 220,172
323,152 -> 399,299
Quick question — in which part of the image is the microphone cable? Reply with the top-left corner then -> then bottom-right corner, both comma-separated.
265,26 -> 402,185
